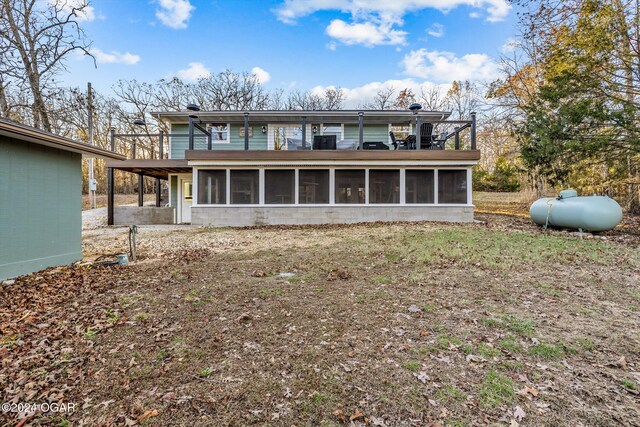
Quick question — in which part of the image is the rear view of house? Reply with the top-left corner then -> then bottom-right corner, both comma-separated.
0,118 -> 125,281
106,108 -> 480,226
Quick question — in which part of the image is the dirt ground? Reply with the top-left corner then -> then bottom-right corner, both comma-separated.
2,193 -> 639,426
82,194 -> 156,211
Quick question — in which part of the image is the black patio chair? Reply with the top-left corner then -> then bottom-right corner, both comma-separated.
420,122 -> 435,149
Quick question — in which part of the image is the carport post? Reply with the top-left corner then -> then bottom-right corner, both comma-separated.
107,128 -> 115,226
138,174 -> 144,206
156,131 -> 163,207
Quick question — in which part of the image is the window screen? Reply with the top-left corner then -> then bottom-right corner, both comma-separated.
198,170 -> 226,204
265,170 -> 295,204
405,170 -> 434,203
335,170 -> 365,204
299,170 -> 329,204
438,170 -> 467,204
369,170 -> 400,203
230,170 -> 259,204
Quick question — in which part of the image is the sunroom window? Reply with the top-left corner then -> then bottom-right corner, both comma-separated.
369,170 -> 400,203
438,170 -> 467,204
230,170 -> 259,204
299,170 -> 329,204
335,170 -> 365,204
406,170 -> 434,203
265,170 -> 295,204
198,170 -> 226,204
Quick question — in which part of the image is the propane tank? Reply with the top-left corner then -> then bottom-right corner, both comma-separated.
530,190 -> 623,232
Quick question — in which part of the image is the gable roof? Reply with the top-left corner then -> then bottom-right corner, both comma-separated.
0,118 -> 125,160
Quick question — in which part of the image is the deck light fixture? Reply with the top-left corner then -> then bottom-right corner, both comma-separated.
312,125 -> 317,134
133,119 -> 146,126
186,103 -> 201,112
408,103 -> 422,113
261,125 -> 267,134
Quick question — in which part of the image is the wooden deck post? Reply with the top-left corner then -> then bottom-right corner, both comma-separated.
138,175 -> 144,206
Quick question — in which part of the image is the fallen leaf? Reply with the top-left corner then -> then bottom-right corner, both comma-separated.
514,405 -> 526,421
350,409 -> 364,420
138,409 -> 158,421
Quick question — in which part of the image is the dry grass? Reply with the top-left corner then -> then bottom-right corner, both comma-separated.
2,216 -> 639,426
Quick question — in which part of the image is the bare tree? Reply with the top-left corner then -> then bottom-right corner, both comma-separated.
419,85 -> 448,111
362,86 -> 395,110
0,0 -> 94,131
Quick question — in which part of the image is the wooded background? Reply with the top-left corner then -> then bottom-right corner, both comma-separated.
1,0 -> 638,213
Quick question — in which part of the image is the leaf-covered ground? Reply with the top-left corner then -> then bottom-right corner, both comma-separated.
2,209 -> 639,426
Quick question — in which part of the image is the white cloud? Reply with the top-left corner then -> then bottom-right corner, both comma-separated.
310,79 -> 452,109
326,19 -> 407,46
175,62 -> 211,81
427,23 -> 444,37
48,0 -> 96,21
156,0 -> 194,29
326,41 -> 337,51
500,37 -> 518,53
401,48 -> 499,82
273,0 -> 511,24
90,48 -> 140,65
251,66 -> 271,84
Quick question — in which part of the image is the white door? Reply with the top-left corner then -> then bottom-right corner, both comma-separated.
180,178 -> 193,223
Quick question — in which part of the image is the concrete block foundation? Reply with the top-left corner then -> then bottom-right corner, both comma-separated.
191,206 -> 473,227
114,206 -> 175,225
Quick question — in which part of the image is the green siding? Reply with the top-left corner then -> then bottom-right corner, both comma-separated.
170,123 -> 268,158
170,175 -> 178,207
0,136 -> 82,280
344,124 -> 391,148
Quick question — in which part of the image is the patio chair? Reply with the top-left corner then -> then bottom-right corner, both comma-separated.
420,122 -> 435,149
389,131 -> 413,150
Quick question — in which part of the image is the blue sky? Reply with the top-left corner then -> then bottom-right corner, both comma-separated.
65,0 -> 519,106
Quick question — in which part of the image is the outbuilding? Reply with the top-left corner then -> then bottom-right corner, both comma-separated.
0,118 -> 125,281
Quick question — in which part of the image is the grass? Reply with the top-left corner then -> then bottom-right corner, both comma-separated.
402,360 -> 422,372
528,343 -> 565,360
498,336 -> 523,354
436,334 -> 463,350
436,385 -> 466,403
403,227 -> 639,270
198,367 -> 214,378
621,379 -> 637,390
576,338 -> 596,351
6,216 -> 639,426
477,343 -> 501,358
481,315 -> 534,336
478,370 -> 516,408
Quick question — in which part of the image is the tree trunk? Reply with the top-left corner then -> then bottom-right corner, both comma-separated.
629,156 -> 640,214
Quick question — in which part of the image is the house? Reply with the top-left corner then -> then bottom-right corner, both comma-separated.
0,118 -> 125,281
106,109 -> 480,227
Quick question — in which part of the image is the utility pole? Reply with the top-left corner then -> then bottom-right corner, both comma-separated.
87,82 -> 97,209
